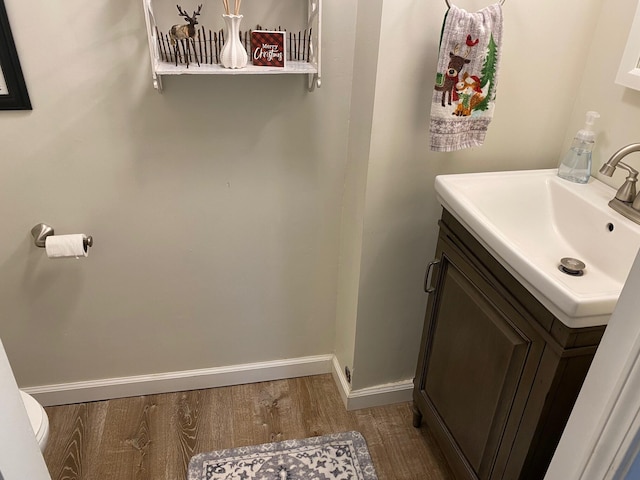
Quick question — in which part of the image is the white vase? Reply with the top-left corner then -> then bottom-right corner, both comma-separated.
220,14 -> 248,69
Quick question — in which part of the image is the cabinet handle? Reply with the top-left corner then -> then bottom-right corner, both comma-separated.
424,259 -> 440,293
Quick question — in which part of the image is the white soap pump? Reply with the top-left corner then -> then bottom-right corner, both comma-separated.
558,111 -> 600,184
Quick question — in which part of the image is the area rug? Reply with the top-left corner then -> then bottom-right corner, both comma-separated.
187,431 -> 378,480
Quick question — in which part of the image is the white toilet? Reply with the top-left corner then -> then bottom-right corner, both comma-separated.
19,390 -> 50,452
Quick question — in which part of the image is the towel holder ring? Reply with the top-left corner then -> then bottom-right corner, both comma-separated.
445,0 -> 505,7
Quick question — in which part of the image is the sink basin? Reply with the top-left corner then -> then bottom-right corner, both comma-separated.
435,169 -> 640,328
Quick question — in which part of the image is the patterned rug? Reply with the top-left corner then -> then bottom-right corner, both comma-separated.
187,431 -> 378,480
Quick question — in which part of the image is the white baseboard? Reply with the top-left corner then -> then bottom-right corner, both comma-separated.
331,355 -> 351,407
330,356 -> 414,411
24,354 -> 334,406
23,354 -> 414,408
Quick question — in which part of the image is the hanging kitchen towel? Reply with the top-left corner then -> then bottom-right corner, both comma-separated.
430,4 -> 503,152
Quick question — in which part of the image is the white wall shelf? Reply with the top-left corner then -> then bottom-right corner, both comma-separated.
143,0 -> 322,93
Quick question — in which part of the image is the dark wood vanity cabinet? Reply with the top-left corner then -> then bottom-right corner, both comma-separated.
413,209 -> 606,480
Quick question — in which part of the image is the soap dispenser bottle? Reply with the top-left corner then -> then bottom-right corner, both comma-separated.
558,111 -> 601,184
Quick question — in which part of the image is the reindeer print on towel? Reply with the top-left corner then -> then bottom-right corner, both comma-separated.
434,34 -> 498,117
434,46 -> 470,107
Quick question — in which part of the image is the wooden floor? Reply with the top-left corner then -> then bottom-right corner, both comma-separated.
43,374 -> 454,480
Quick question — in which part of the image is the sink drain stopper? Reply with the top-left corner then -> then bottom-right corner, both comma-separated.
559,257 -> 586,276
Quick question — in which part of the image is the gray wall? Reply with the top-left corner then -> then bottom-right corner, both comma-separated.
0,0 -> 356,386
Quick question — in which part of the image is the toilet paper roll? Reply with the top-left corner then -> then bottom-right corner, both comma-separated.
45,234 -> 88,258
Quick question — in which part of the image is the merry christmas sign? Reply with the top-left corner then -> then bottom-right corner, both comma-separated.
251,30 -> 286,67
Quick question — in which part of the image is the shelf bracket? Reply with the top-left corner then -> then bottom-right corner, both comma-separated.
143,0 -> 163,92
307,0 -> 322,91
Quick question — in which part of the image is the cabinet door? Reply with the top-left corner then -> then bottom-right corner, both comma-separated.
417,237 -> 545,480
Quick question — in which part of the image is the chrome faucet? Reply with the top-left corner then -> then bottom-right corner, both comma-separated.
599,143 -> 640,224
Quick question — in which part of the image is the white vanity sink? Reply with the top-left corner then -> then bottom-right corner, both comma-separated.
435,169 -> 640,328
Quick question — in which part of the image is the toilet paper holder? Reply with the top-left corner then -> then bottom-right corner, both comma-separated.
31,223 -> 93,249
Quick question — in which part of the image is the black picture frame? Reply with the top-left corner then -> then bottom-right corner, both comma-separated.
0,0 -> 30,110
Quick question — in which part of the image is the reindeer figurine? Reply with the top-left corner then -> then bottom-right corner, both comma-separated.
434,45 -> 470,107
169,4 -> 202,66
